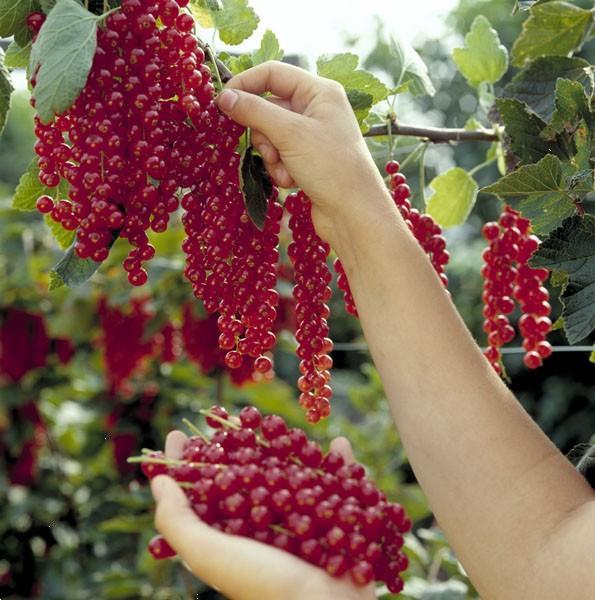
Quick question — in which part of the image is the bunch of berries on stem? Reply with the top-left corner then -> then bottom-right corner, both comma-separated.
481,205 -> 552,372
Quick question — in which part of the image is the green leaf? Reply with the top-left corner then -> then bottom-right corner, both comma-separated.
532,215 -> 595,343
502,56 -> 592,122
30,0 -> 99,123
225,52 -> 253,76
252,29 -> 283,65
481,154 -> 577,234
426,168 -> 478,228
388,35 -> 435,97
12,161 -> 74,248
12,159 -> 67,210
0,47 -> 14,136
0,0 -> 37,46
39,0 -> 55,12
4,40 -> 31,69
188,0 -> 215,27
49,244 -> 104,290
99,514 -> 153,533
511,1 -> 593,67
44,214 -> 74,249
239,146 -> 272,231
514,0 -> 554,13
590,345 -> 594,363
495,97 -> 563,164
316,53 -> 389,126
198,0 -> 258,46
452,15 -> 508,88
542,78 -> 592,139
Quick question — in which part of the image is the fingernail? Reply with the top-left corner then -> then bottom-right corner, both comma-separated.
217,89 -> 239,112
151,475 -> 168,501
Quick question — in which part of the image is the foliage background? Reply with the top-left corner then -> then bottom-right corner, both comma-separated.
0,0 -> 594,598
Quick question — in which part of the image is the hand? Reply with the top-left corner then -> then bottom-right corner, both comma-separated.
215,61 -> 393,248
150,432 -> 375,600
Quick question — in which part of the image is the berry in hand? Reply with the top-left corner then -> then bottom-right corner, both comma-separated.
135,406 -> 411,590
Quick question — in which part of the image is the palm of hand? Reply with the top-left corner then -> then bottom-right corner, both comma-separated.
151,431 -> 376,600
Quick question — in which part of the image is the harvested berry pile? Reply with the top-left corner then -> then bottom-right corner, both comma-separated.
132,406 -> 411,593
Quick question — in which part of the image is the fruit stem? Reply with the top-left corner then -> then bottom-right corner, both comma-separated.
182,418 -> 209,442
270,524 -> 294,537
200,409 -> 241,430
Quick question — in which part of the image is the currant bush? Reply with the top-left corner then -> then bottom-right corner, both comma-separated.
135,406 -> 411,593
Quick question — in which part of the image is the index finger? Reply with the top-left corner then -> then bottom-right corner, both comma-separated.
225,60 -> 322,113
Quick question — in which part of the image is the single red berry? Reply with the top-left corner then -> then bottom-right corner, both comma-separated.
36,195 -> 54,214
148,535 -> 176,559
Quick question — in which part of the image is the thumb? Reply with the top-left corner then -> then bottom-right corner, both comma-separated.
330,436 -> 356,465
150,475 -> 312,598
216,89 -> 300,146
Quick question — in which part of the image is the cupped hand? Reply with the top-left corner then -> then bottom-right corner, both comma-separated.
150,431 -> 375,600
215,61 -> 390,247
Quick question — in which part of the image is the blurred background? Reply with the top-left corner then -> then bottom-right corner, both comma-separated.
0,0 -> 593,598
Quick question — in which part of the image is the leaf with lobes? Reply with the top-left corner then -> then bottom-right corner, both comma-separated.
362,22 -> 434,98
531,215 -> 595,343
502,56 -> 592,122
239,145 -> 272,231
513,0 -> 555,13
0,0 -> 38,46
316,53 -> 389,128
452,15 -> 508,88
511,1 -> 594,67
0,47 -> 14,136
426,168 -> 478,229
13,162 -> 74,249
387,35 -> 435,98
494,98 -> 566,165
542,78 -> 593,140
191,0 -> 258,46
252,29 -> 283,65
481,154 -> 583,235
4,40 -> 31,69
30,0 -> 99,123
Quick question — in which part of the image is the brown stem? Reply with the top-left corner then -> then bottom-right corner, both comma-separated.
197,39 -> 233,84
365,122 -> 499,143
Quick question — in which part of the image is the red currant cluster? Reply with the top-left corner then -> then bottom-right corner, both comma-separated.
31,0 -> 219,286
182,183 -> 282,378
181,305 -> 271,387
136,406 -> 410,593
334,160 -> 450,317
4,402 -> 46,487
481,205 -> 552,372
98,297 -> 157,393
286,192 -> 334,424
0,308 -> 74,383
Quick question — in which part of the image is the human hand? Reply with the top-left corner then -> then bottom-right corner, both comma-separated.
215,61 -> 393,247
150,431 -> 376,600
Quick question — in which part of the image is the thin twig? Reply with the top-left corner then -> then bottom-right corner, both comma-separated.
365,122 -> 499,143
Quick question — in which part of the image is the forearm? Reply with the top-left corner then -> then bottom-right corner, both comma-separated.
332,186 -> 595,598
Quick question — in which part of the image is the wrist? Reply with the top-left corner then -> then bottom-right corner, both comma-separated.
328,186 -> 409,264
